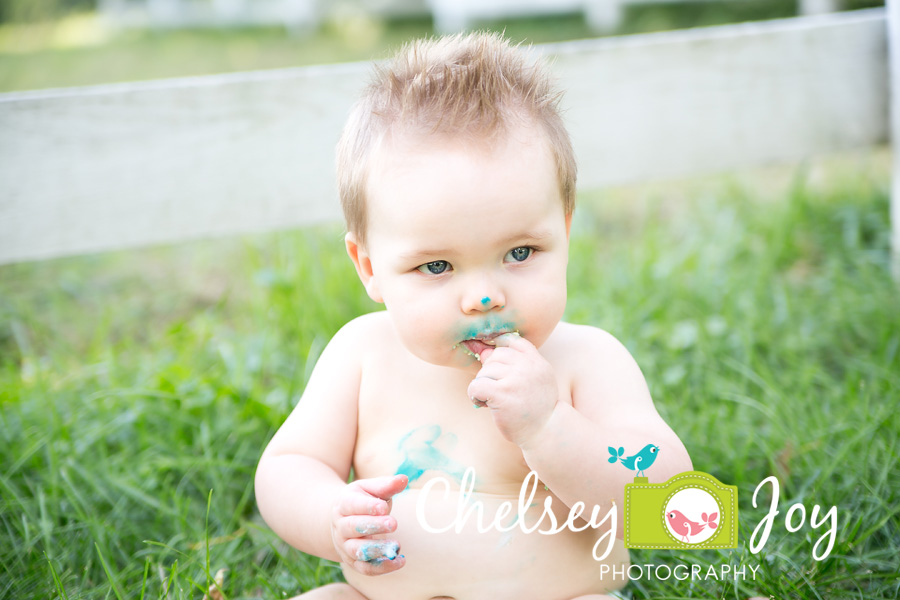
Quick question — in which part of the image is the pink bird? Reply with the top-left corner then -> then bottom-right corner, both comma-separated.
666,509 -> 718,542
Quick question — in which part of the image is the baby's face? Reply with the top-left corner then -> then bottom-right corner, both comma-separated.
351,125 -> 571,372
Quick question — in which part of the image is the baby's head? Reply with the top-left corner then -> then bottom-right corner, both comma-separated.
337,31 -> 576,249
338,32 -> 577,370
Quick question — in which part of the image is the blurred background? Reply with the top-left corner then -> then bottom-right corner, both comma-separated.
0,0 -> 886,92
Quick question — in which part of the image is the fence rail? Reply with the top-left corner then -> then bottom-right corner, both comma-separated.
0,9 -> 890,265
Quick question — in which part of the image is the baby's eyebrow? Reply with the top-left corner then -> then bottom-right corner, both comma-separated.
398,248 -> 453,262
498,230 -> 553,245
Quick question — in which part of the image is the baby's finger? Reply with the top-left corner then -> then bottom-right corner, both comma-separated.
349,539 -> 401,562
344,539 -> 405,574
337,491 -> 392,517
339,515 -> 397,539
467,377 -> 499,408
473,362 -> 510,381
489,332 -> 533,351
355,474 -> 409,503
350,552 -> 406,576
480,345 -> 527,367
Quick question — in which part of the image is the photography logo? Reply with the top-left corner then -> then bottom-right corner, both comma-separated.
624,471 -> 739,550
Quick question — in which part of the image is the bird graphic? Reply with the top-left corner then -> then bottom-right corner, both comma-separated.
607,444 -> 659,477
666,509 -> 718,543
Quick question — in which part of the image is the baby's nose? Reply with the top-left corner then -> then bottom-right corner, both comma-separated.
462,290 -> 505,314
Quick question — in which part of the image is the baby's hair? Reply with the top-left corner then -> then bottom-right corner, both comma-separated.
336,31 -> 576,247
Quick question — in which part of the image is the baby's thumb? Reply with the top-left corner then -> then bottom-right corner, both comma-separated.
356,473 -> 409,502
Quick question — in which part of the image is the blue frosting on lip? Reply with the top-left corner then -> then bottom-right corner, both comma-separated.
457,315 -> 518,342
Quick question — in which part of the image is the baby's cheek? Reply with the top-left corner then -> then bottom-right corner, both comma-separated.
391,303 -> 451,361
520,287 -> 565,343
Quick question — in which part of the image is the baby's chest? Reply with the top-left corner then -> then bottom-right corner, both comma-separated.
353,375 -> 529,491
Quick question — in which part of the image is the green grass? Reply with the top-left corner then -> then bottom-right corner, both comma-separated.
0,12 -> 602,92
0,151 -> 898,599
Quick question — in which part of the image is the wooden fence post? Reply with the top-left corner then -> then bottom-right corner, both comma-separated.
890,0 -> 900,281
584,0 -> 624,33
799,0 -> 840,16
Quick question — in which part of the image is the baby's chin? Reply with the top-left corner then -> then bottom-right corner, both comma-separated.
404,343 -> 486,374
439,348 -> 485,372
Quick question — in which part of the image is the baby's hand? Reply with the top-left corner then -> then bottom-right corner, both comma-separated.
330,474 -> 408,575
467,333 -> 558,448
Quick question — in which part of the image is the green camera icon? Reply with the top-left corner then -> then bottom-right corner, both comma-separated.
624,471 -> 738,550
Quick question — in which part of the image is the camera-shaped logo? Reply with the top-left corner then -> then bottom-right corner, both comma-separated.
624,471 -> 738,550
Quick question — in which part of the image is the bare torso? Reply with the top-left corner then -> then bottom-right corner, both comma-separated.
343,315 -> 629,600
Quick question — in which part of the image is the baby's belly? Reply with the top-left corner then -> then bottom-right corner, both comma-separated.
343,486 -> 629,600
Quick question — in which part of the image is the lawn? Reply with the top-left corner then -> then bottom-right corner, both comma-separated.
0,149 -> 897,598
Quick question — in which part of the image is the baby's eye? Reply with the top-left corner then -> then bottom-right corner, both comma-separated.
417,260 -> 451,275
505,247 -> 533,263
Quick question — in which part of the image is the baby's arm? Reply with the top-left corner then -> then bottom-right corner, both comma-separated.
255,316 -> 407,573
468,326 -> 691,536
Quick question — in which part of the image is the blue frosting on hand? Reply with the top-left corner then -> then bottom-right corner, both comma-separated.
358,540 -> 400,563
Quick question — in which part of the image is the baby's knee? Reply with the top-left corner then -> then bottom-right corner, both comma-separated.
288,582 -> 370,600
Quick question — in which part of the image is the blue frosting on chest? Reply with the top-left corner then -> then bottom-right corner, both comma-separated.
394,424 -> 468,485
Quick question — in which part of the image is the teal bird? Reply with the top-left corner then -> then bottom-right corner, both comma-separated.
608,444 -> 659,477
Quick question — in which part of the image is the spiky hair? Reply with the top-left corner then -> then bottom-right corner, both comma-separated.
336,31 -> 576,246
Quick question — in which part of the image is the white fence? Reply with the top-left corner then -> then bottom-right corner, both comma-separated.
0,8 -> 894,266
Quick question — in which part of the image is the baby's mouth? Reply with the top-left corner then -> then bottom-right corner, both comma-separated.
460,332 -> 511,360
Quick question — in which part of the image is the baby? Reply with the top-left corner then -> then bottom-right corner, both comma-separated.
255,32 -> 692,600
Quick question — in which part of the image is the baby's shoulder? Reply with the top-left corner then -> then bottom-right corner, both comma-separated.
329,311 -> 397,355
544,321 -> 632,361
544,322 -> 645,383
546,322 -> 652,413
337,310 -> 392,336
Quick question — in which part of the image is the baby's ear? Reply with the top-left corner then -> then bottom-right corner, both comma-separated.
345,232 -> 383,303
